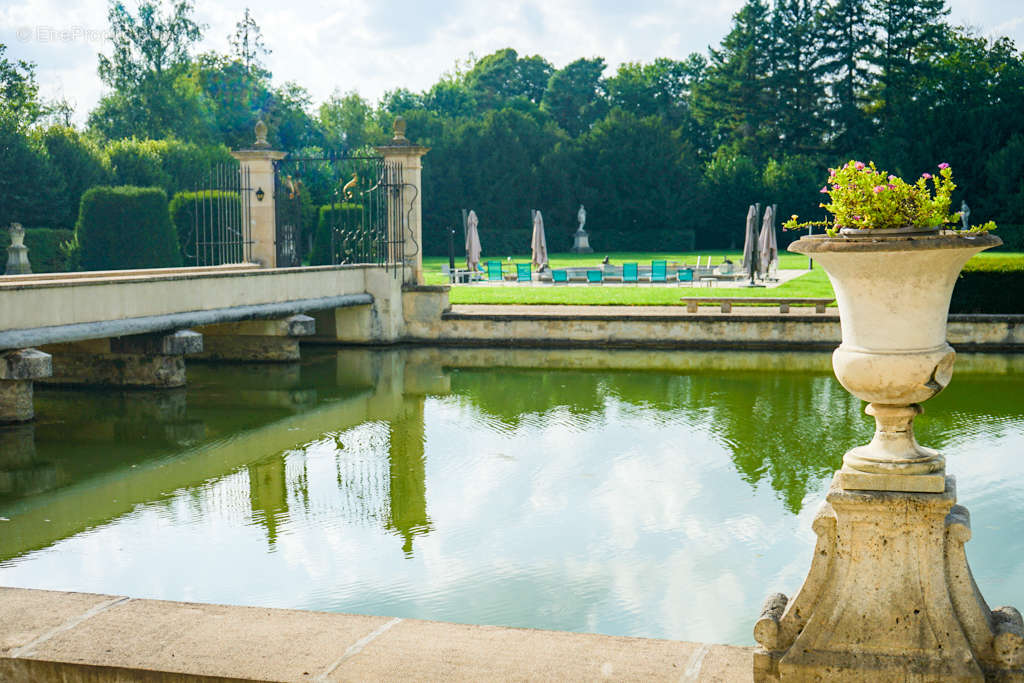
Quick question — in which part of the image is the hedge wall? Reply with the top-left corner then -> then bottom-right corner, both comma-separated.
0,227 -> 74,273
950,255 -> 1024,314
75,186 -> 181,271
311,203 -> 363,265
169,190 -> 242,265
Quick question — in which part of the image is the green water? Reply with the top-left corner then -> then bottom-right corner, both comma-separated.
1,348 -> 1023,646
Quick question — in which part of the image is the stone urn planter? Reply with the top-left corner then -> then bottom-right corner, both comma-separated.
791,228 -> 1001,492
753,228 -> 1024,681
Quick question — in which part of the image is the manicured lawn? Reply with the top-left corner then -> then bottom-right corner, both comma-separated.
424,250 -> 1024,307
448,269 -> 834,306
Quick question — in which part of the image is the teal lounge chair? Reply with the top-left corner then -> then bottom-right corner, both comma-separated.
677,268 -> 694,285
586,270 -> 603,284
622,263 -> 639,284
486,260 -> 503,281
651,260 -> 667,283
516,263 -> 532,282
552,269 -> 569,284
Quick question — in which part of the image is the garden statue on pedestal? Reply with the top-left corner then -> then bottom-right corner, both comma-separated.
570,204 -> 593,254
5,223 -> 31,275
754,162 -> 1019,681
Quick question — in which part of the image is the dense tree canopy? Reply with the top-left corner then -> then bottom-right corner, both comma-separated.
4,0 -> 1024,257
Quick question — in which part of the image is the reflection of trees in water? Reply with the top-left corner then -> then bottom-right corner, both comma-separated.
449,367 -> 871,513
448,369 -> 607,428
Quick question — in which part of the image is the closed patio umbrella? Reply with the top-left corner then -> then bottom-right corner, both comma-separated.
758,204 -> 778,279
531,210 -> 548,270
742,204 -> 759,281
465,210 -> 481,272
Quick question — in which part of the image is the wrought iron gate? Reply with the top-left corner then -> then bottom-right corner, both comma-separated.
274,155 -> 408,275
183,163 -> 253,266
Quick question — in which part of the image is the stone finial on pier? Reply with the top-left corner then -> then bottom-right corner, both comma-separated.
254,119 -> 269,148
5,223 -> 32,275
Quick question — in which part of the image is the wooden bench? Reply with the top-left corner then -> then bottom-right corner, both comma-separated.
680,297 -> 834,314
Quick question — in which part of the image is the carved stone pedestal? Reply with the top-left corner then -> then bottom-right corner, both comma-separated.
755,475 -> 1024,681
570,227 -> 592,254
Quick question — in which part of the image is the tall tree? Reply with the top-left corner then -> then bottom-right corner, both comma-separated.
319,90 -> 384,151
465,48 -> 553,111
868,0 -> 949,128
0,44 -> 44,129
92,0 -> 207,140
819,0 -> 874,153
541,57 -> 607,137
230,8 -> 271,74
768,0 -> 829,153
693,0 -> 776,158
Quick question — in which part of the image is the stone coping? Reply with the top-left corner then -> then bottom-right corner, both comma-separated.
443,304 -> 841,322
0,587 -> 751,682
789,231 -> 1001,253
0,264 -> 387,292
443,304 -> 1024,324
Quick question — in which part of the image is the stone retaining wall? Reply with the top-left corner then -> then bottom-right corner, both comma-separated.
405,304 -> 1024,351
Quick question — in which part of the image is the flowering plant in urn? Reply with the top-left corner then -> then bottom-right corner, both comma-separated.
784,160 -> 996,236
787,162 -> 1001,493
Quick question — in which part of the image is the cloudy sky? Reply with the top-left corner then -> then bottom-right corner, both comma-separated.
3,0 -> 1023,126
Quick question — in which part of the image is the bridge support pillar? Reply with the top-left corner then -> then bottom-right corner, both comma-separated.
0,349 -> 52,423
192,315 -> 315,362
39,330 -> 203,389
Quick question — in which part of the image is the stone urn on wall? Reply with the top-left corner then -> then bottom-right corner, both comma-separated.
753,164 -> 1023,681
805,228 -> 998,493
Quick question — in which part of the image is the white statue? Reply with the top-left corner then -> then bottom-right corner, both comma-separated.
577,205 -> 587,232
961,200 -> 970,230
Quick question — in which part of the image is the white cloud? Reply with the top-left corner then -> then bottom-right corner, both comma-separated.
1,0 -> 1022,128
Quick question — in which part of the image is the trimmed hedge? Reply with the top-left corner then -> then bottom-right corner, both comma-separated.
950,254 -> 1024,314
311,203 -> 363,265
106,139 -> 235,199
169,190 -> 242,265
75,186 -> 181,271
0,227 -> 74,273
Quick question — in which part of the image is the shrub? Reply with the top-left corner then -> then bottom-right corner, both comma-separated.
0,227 -> 74,273
950,256 -> 1024,314
0,118 -> 68,229
106,138 -> 235,198
168,190 -> 244,265
311,203 -> 364,265
75,186 -> 181,271
37,126 -> 111,230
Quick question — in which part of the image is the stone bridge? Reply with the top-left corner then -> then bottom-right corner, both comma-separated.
0,264 -> 449,423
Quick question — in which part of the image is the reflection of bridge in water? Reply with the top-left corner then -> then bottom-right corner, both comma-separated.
3,348 -> 1023,563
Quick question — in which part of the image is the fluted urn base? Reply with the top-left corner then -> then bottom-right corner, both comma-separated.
838,403 -> 947,493
754,475 -> 1024,682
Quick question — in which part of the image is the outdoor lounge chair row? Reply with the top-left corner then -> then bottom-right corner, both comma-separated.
479,260 -> 705,284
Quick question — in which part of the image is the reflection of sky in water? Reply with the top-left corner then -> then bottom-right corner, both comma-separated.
0,350 -> 1022,647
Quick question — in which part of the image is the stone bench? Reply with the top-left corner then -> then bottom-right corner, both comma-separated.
680,296 -> 835,313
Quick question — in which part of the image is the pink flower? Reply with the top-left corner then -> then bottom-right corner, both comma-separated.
888,175 -> 897,182
888,184 -> 896,190
828,168 -> 836,177
873,186 -> 885,193
820,186 -> 829,193
938,162 -> 950,169
854,162 -> 865,170
922,173 -> 932,179
832,184 -> 840,190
